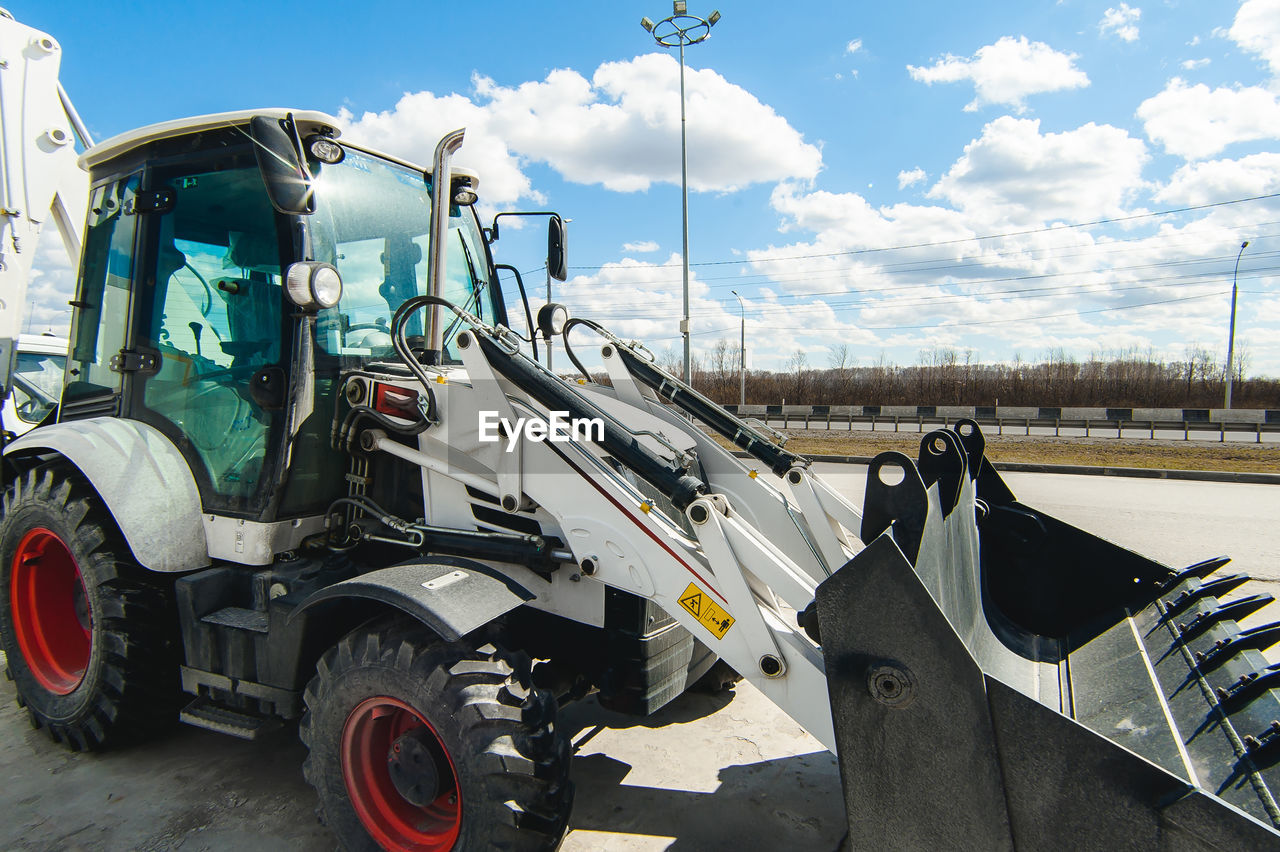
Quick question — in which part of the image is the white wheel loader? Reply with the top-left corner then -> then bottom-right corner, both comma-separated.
2,10 -> 1280,851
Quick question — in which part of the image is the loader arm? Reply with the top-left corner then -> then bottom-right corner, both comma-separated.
347,293 -> 1280,848
0,11 -> 88,399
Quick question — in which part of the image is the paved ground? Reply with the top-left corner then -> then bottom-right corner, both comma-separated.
1,466 -> 1278,850
0,667 -> 841,852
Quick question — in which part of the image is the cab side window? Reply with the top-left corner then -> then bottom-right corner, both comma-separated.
137,165 -> 285,507
65,176 -> 139,403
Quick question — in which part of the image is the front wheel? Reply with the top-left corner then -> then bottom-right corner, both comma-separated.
301,620 -> 573,851
0,463 -> 179,750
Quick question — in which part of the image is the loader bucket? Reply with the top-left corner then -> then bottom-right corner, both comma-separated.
815,421 -> 1280,850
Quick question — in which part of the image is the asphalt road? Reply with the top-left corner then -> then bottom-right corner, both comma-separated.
1,466 -> 1278,851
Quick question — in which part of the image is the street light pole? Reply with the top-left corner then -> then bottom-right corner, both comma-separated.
642,3 -> 721,386
732,289 -> 745,407
1225,239 -> 1250,409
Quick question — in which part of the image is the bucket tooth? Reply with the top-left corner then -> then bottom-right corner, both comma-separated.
1175,594 -> 1275,642
1217,664 -> 1280,713
1160,573 -> 1251,621
1242,721 -> 1280,768
822,426 -> 1280,845
1196,623 -> 1280,674
1160,556 -> 1233,593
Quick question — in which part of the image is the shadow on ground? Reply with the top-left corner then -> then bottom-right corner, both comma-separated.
0,669 -> 843,851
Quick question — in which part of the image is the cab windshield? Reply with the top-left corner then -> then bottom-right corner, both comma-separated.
308,147 -> 498,362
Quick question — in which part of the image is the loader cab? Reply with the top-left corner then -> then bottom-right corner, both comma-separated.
64,110 -> 506,521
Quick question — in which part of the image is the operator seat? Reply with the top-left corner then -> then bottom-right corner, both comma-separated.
215,275 -> 281,367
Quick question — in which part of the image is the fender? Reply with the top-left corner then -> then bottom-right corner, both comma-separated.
4,417 -> 209,572
292,556 -> 536,642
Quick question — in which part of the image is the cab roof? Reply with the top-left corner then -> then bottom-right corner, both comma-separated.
78,108 -> 478,190
79,109 -> 342,170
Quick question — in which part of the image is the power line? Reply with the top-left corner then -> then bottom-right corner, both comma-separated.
569,250 -> 1280,315
566,192 -> 1280,272
564,263 -> 1278,322
550,223 -> 1280,308
637,289 -> 1226,340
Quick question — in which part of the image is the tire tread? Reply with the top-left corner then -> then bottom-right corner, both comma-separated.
301,618 -> 573,850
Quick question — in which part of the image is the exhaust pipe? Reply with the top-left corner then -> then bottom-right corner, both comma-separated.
425,128 -> 466,362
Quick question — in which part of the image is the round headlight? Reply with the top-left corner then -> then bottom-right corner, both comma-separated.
452,176 -> 478,206
311,264 -> 343,308
285,263 -> 316,309
285,262 -> 343,311
307,135 -> 345,164
537,302 -> 570,338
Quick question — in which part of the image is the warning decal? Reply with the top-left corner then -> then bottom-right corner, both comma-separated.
677,582 -> 735,639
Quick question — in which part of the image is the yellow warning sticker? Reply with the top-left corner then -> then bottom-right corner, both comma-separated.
678,582 -> 735,639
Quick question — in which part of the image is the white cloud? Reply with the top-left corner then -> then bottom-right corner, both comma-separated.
928,117 -> 1148,225
1137,78 -> 1280,159
1180,58 -> 1210,70
898,167 -> 927,189
339,91 -> 536,208
1230,0 -> 1280,77
25,227 -> 75,337
1154,152 -> 1280,206
846,39 -> 863,55
552,254 -> 740,358
730,177 -> 1260,369
907,36 -> 1089,113
622,240 -> 660,253
342,55 -> 822,201
484,55 -> 821,192
1099,4 -> 1142,43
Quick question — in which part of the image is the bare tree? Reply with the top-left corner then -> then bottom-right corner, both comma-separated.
788,349 -> 810,402
828,343 -> 852,371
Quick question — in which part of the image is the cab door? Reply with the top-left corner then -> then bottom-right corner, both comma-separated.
63,174 -> 141,419
129,154 -> 291,518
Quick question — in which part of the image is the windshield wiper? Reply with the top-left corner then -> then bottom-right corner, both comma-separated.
441,236 -> 488,344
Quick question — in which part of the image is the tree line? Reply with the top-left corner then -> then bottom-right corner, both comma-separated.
644,340 -> 1280,409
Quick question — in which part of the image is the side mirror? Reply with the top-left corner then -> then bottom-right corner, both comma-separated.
547,215 -> 567,281
250,115 -> 313,215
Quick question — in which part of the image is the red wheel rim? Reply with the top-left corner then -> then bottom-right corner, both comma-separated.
9,528 -> 91,695
341,696 -> 462,851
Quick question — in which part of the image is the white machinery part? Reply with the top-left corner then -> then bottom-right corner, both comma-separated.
0,9 -> 88,397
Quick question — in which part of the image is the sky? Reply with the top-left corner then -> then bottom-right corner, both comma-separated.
18,0 -> 1280,375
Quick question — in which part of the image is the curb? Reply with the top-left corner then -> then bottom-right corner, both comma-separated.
988,460 -> 1280,486
733,452 -> 1280,485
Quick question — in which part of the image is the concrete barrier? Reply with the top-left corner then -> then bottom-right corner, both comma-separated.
719,404 -> 1279,441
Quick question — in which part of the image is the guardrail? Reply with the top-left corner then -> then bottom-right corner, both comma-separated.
721,405 -> 1280,443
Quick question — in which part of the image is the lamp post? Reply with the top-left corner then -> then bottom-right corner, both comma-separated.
642,2 -> 721,385
731,289 -> 745,407
1225,239 -> 1250,409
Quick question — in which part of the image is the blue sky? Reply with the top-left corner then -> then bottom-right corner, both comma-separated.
20,1 -> 1280,375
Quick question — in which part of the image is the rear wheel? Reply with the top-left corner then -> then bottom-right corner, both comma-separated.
0,463 -> 179,750
301,620 -> 573,851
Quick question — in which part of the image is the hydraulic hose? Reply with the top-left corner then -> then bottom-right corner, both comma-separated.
389,295 -> 707,512
608,342 -> 804,477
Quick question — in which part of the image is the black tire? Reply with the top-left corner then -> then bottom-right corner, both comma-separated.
0,462 -> 179,750
301,619 -> 573,851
